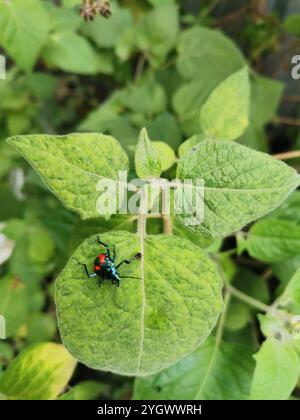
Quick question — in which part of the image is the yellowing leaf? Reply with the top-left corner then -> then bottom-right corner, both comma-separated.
0,343 -> 76,400
200,67 -> 250,141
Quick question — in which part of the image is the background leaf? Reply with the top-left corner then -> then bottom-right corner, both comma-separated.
0,0 -> 50,71
58,380 -> 106,400
0,343 -> 76,400
0,275 -> 27,337
200,68 -> 250,141
250,338 -> 299,400
134,336 -> 254,400
245,219 -> 300,263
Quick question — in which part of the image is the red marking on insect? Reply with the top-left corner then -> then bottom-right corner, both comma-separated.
99,254 -> 106,265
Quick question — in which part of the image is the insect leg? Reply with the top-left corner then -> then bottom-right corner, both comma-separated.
112,245 -> 117,262
97,236 -> 111,258
82,264 -> 97,279
116,253 -> 142,269
73,258 -> 97,279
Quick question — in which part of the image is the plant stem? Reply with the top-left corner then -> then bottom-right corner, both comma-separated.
134,54 -> 146,84
227,285 -> 270,312
283,95 -> 300,103
161,186 -> 172,235
226,284 -> 292,322
272,150 -> 300,160
273,116 -> 300,127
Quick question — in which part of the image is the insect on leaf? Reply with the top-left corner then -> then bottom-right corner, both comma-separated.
55,231 -> 223,376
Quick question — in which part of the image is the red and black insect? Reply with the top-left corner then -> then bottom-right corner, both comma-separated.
75,236 -> 141,287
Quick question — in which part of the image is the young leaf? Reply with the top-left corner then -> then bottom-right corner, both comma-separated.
199,67 -> 250,141
55,231 -> 223,376
133,337 -> 254,400
0,343 -> 76,400
176,140 -> 300,238
0,276 -> 27,337
135,128 -> 162,179
0,0 -> 50,71
152,142 -> 176,172
7,133 -> 129,219
245,219 -> 300,263
250,338 -> 299,400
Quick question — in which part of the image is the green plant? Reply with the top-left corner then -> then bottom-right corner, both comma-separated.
0,0 -> 300,401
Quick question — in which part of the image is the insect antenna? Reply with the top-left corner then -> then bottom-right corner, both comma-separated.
119,276 -> 141,280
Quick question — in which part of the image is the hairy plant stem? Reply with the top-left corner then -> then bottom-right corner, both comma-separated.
273,116 -> 300,127
226,284 -> 292,322
273,150 -> 300,160
161,186 -> 172,235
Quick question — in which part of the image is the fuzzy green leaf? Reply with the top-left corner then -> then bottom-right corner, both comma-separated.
55,231 -> 223,376
0,343 -> 76,400
250,338 -> 299,400
7,133 -> 129,219
152,142 -> 176,172
135,128 -> 162,179
0,0 -> 50,71
176,140 -> 300,238
200,68 -> 250,141
133,337 -> 254,400
246,219 -> 300,263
